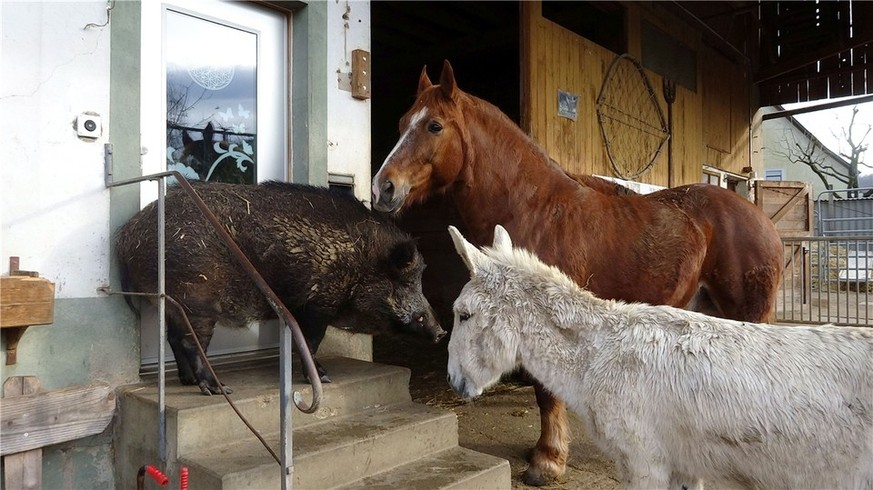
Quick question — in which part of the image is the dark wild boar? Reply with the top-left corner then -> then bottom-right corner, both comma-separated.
116,181 -> 445,395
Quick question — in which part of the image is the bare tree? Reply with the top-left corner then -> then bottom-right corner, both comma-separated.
776,105 -> 872,198
838,107 -> 872,197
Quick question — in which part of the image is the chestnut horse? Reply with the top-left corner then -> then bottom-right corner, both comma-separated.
372,60 -> 783,486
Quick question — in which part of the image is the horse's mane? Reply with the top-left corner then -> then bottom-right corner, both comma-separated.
461,91 -> 556,164
458,91 -> 640,199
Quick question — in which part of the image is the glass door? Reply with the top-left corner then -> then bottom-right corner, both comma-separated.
139,0 -> 289,365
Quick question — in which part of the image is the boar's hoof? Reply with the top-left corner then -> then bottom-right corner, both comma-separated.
303,361 -> 332,384
198,381 -> 234,396
303,371 -> 332,384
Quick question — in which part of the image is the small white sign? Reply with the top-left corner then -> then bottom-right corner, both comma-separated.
558,90 -> 579,120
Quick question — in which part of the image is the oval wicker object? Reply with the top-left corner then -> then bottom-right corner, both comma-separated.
596,54 -> 670,179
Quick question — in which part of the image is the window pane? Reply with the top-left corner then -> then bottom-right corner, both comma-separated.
165,10 -> 257,184
765,169 -> 784,180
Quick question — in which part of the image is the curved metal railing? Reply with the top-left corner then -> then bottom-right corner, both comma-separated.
104,167 -> 320,489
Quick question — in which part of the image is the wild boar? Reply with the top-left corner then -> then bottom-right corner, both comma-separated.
116,180 -> 445,395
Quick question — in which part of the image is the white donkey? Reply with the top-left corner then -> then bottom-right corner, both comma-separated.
447,225 -> 873,490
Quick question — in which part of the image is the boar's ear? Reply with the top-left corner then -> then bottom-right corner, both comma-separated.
448,226 -> 486,273
387,239 -> 418,272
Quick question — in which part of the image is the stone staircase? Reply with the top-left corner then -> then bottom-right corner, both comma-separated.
115,356 -> 510,489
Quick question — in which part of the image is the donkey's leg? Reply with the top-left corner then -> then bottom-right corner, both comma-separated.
624,470 -> 671,490
669,472 -> 704,490
524,382 -> 570,486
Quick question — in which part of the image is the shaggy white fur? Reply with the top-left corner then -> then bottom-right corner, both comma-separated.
447,225 -> 873,490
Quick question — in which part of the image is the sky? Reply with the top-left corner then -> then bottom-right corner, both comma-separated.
783,96 -> 873,176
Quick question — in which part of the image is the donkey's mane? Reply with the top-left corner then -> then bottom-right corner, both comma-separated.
483,244 -> 600,306
481,243 -> 703,333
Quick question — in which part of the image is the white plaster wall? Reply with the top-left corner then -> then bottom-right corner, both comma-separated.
761,106 -> 851,198
326,0 -> 372,204
0,1 -> 111,299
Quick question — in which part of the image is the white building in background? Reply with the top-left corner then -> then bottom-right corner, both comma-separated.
761,105 -> 858,199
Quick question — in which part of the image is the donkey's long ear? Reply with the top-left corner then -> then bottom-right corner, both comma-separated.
417,65 -> 433,95
448,226 -> 485,273
492,225 -> 512,252
439,60 -> 459,101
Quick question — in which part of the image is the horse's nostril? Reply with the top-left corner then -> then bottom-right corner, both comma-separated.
381,180 -> 394,196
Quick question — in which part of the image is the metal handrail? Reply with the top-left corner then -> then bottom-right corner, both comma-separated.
105,167 -> 321,489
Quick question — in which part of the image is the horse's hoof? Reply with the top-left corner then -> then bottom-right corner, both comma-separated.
524,447 -> 534,463
522,466 -> 559,487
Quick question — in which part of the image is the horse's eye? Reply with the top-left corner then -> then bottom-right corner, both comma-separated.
427,121 -> 443,134
459,312 -> 472,321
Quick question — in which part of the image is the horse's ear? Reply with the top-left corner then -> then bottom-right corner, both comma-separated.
439,60 -> 458,101
448,226 -> 485,273
417,65 -> 433,95
492,225 -> 512,252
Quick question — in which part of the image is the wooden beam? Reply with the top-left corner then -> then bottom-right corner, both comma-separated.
762,94 -> 873,120
3,377 -> 41,490
770,186 -> 810,225
1,276 -> 55,328
1,383 -> 115,456
755,35 -> 873,84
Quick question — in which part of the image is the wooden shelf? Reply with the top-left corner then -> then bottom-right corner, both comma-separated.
1,275 -> 55,365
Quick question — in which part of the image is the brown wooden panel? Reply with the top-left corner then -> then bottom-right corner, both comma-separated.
0,383 -> 115,456
522,1 -> 752,188
755,181 -> 814,236
703,45 -> 731,155
0,276 -> 55,328
3,377 -> 42,490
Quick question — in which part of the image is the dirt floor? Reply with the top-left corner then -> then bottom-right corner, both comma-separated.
373,336 -> 622,489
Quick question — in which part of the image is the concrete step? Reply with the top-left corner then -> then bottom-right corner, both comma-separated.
182,402 -> 460,489
335,446 -> 511,490
116,357 -> 413,484
116,356 -> 511,489
118,357 -> 412,458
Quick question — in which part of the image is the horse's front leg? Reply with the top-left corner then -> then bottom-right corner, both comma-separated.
524,382 -> 570,486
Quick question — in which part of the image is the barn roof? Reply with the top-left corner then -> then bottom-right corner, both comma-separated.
372,1 -> 873,109
671,1 -> 873,107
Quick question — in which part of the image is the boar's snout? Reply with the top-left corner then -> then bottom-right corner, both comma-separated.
411,304 -> 446,343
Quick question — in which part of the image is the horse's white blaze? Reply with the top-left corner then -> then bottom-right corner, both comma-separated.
447,224 -> 873,490
372,107 -> 428,203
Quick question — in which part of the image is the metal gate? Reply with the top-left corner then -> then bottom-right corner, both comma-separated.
777,234 -> 872,327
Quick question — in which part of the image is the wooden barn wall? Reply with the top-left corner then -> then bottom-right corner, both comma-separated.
521,1 -> 752,187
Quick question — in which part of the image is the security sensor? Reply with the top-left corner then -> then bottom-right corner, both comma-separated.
77,113 -> 102,139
